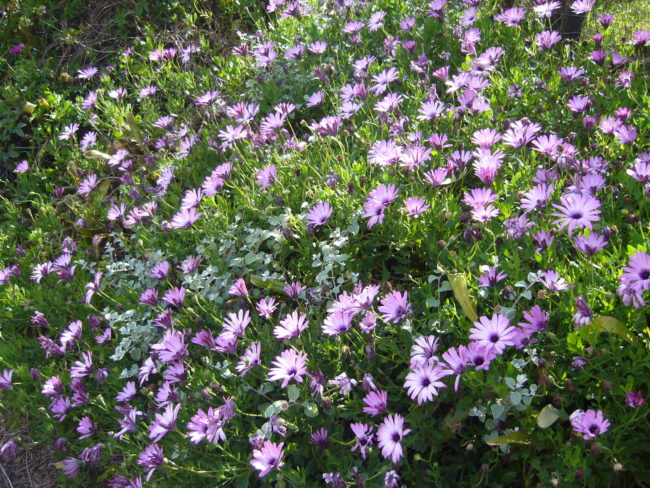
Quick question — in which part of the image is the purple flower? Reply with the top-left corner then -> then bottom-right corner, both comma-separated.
477,267 -> 507,288
573,296 -> 593,328
614,125 -> 637,144
567,95 -> 591,113
306,202 -> 333,229
162,287 -> 185,308
363,390 -> 388,416
619,251 -> 650,295
573,233 -> 607,255
256,165 -> 277,190
442,346 -> 469,391
466,342 -> 496,370
61,457 -> 81,479
186,408 -> 227,445
404,197 -> 430,217
150,262 -> 170,280
350,423 -> 375,459
268,348 -> 308,388
404,362 -> 451,405
10,43 -> 25,54
310,428 -> 329,450
323,473 -> 345,488
59,123 -> 79,141
77,174 -> 98,196
116,381 -> 137,403
228,277 -> 249,298
322,311 -> 354,336
178,255 -> 202,274
626,391 -> 644,408
256,297 -> 279,319
250,441 -> 284,477
149,403 -> 180,442
0,369 -> 13,390
77,416 -> 98,439
571,0 -> 595,14
169,208 -> 202,229
138,444 -> 164,481
139,288 -> 159,307
151,330 -> 187,362
540,270 -> 569,291
377,414 -> 411,463
495,7 -> 526,26
570,409 -> 610,439
70,352 -> 94,378
378,291 -> 411,324
551,193 -> 601,235
14,160 -> 29,173
328,372 -> 357,395
284,281 -> 306,298
274,310 -> 309,341
0,440 -> 16,461
410,335 -> 440,368
236,342 -> 262,376
424,168 -> 448,186
518,305 -> 549,337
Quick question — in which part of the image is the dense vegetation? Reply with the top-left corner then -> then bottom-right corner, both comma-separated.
1,0 -> 649,486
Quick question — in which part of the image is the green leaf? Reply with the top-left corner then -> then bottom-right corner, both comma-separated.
447,273 -> 478,322
303,401 -> 318,418
491,404 -> 505,419
509,392 -> 522,406
591,316 -> 635,343
486,430 -> 531,446
536,405 -> 561,429
287,384 -> 300,403
264,404 -> 279,418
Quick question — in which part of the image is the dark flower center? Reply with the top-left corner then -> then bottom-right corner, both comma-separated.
489,333 -> 500,343
287,368 -> 297,376
640,270 -> 650,280
421,377 -> 431,387
570,212 -> 583,219
474,357 -> 484,366
391,432 -> 401,443
268,457 -> 277,465
588,424 -> 599,434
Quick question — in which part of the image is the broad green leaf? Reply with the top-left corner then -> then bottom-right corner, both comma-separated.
249,275 -> 286,293
287,384 -> 300,403
509,392 -> 522,406
490,404 -> 505,419
486,430 -> 531,446
303,401 -> 318,418
447,273 -> 478,322
536,405 -> 561,428
591,316 -> 635,343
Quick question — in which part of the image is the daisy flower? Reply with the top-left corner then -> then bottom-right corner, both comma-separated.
268,349 -> 308,388
378,291 -> 411,324
404,363 -> 451,405
377,414 -> 411,463
551,193 -> 601,235
570,409 -> 610,439
469,314 -> 518,354
251,441 -> 284,478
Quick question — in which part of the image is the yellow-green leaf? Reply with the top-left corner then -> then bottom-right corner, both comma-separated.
448,273 -> 478,322
21,101 -> 36,115
536,404 -> 561,429
591,316 -> 635,343
84,150 -> 112,161
127,113 -> 142,143
486,430 -> 531,446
